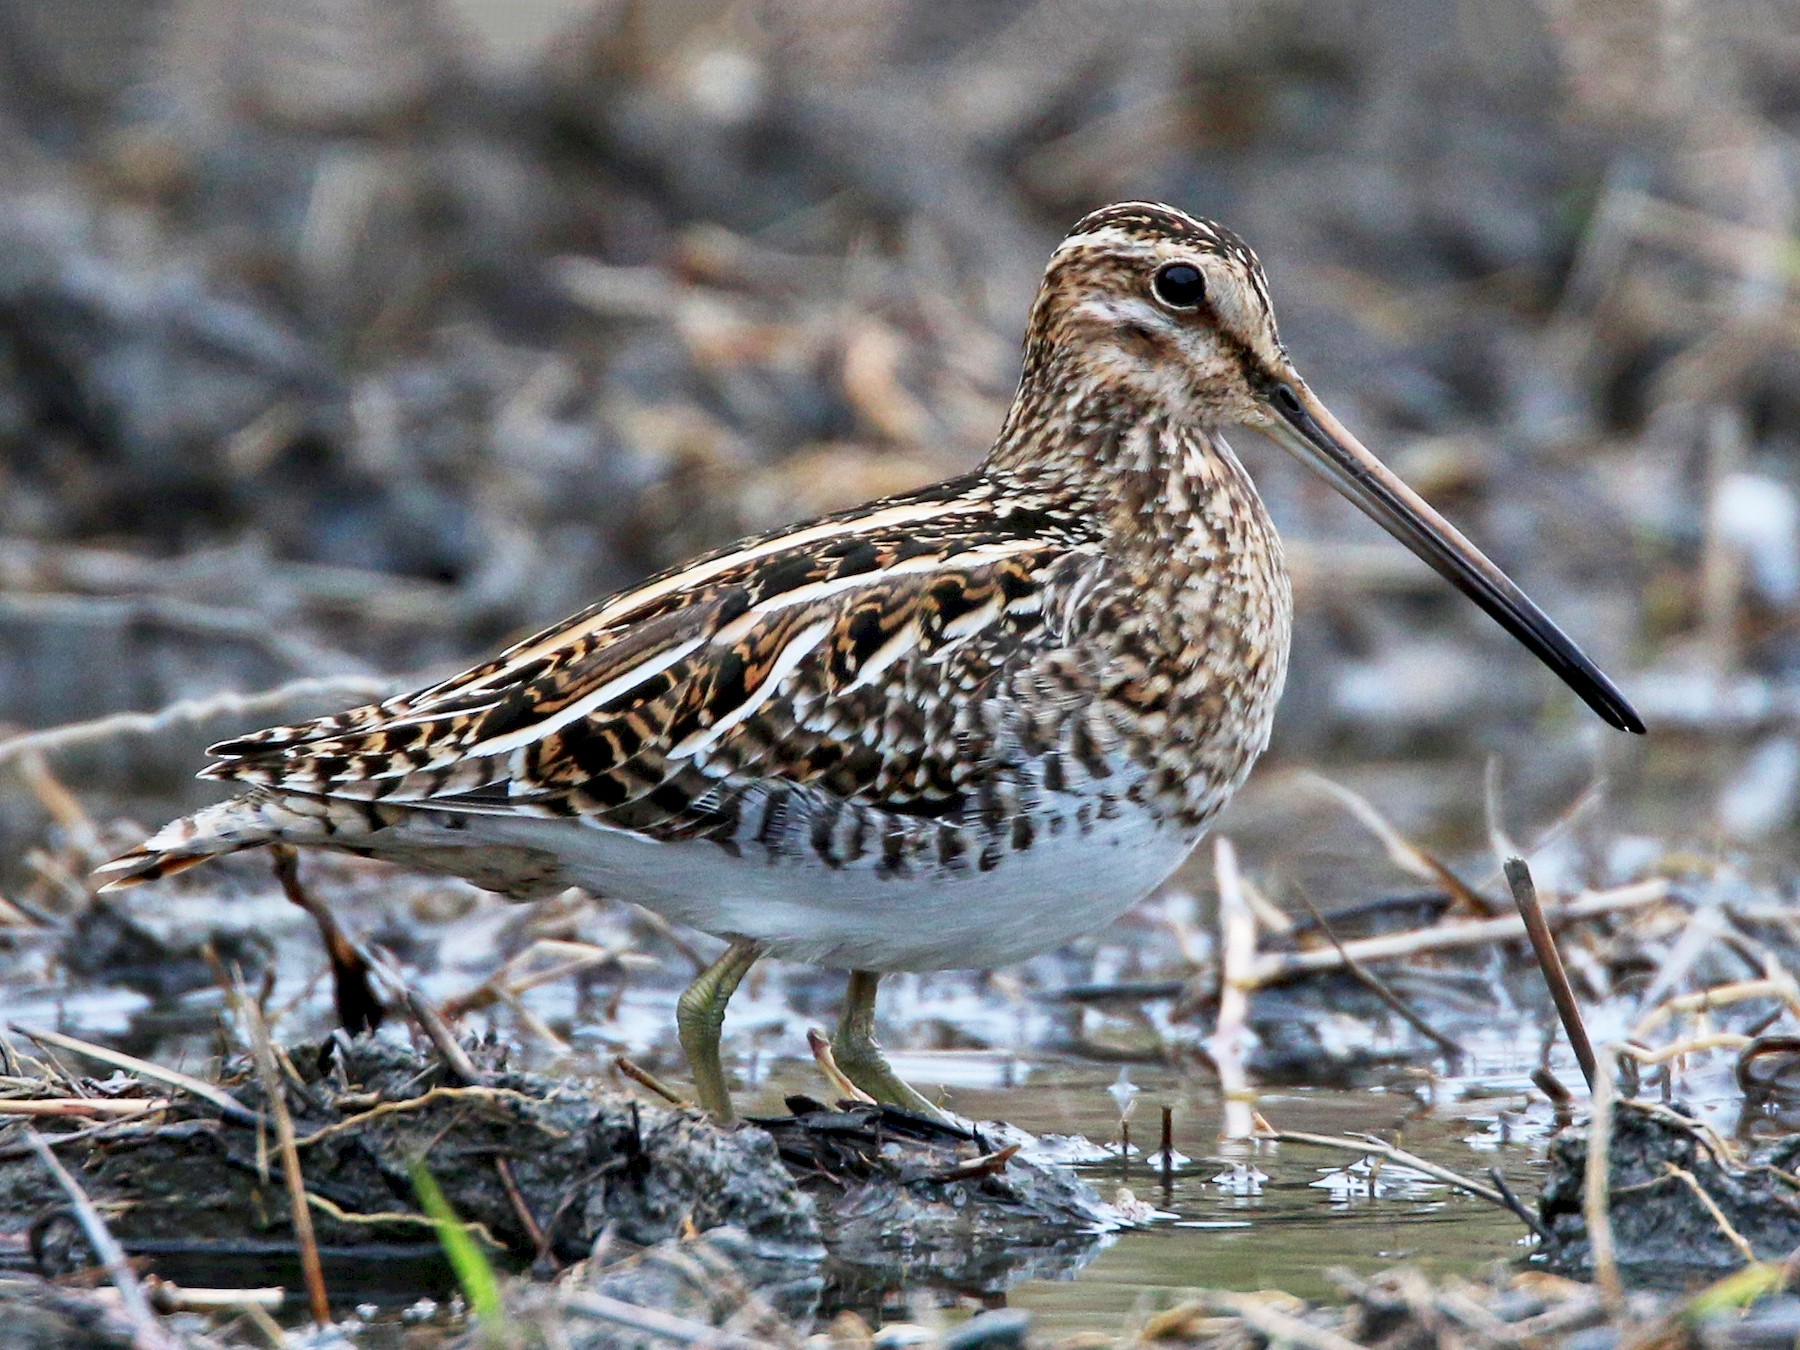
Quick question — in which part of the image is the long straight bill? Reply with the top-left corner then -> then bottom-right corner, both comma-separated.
1259,381 -> 1644,734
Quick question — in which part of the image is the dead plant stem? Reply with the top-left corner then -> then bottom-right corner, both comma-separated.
13,1024 -> 261,1126
560,1291 -> 786,1350
1505,857 -> 1598,1091
1292,890 -> 1467,1066
1209,837 -> 1256,1140
237,990 -> 331,1324
1662,1162 -> 1757,1263
24,1127 -> 175,1350
1585,1050 -> 1624,1308
1249,880 -> 1668,985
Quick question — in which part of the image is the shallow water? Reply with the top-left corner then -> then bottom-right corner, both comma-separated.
729,1049 -> 1564,1335
995,1071 -> 1534,1336
0,846 -> 1742,1346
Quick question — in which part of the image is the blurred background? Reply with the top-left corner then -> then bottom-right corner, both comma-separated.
0,0 -> 1795,892
0,8 -> 1794,1321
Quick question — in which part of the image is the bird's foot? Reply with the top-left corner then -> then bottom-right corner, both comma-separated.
832,970 -> 952,1123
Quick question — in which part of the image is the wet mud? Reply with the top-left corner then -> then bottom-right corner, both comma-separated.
1541,1100 -> 1800,1276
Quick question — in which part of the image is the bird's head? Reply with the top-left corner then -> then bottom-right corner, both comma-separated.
1026,201 -> 1291,427
1013,201 -> 1643,735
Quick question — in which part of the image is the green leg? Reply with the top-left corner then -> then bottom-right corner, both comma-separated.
832,970 -> 951,1122
676,939 -> 762,1121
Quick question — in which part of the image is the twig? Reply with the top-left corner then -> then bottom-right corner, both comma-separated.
1632,905 -> 1729,1019
236,988 -> 331,1325
1533,1064 -> 1574,1120
560,1291 -> 786,1350
0,886 -> 44,929
0,1097 -> 170,1118
397,990 -> 481,1085
614,1057 -> 688,1107
1249,880 -> 1669,986
1208,837 -> 1256,1140
1620,1032 -> 1754,1065
271,847 -> 382,1035
14,749 -> 102,860
1239,872 -> 1296,936
1292,890 -> 1467,1067
1485,1166 -> 1551,1242
1634,978 -> 1800,1041
355,947 -> 482,1084
1585,1050 -> 1624,1309
0,1113 -> 194,1162
12,1025 -> 261,1127
1178,1289 -> 1370,1350
491,987 -> 571,1051
144,1280 -> 285,1313
1662,1162 -> 1757,1263
1257,1127 -> 1512,1210
1480,758 -> 1608,895
808,1028 -> 875,1104
23,1127 -> 176,1350
1303,773 -> 1499,915
494,1157 -> 555,1268
924,1143 -> 1020,1183
1505,858 -> 1598,1092
628,905 -> 710,975
440,940 -> 647,1021
1049,978 -> 1186,1005
294,1085 -> 544,1149
301,1188 -> 504,1247
1633,1099 -> 1740,1167
0,675 -> 396,766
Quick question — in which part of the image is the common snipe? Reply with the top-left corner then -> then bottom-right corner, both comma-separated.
98,203 -> 1643,1120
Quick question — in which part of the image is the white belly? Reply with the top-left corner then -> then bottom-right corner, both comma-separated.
381,807 -> 1198,971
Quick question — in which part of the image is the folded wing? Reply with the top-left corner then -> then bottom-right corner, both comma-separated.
203,479 -> 1103,847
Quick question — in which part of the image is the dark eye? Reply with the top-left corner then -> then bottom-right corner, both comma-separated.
1152,262 -> 1205,309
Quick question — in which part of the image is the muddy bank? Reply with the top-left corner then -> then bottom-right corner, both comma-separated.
758,1098 -> 1121,1301
0,1275 -> 156,1350
472,1227 -> 809,1350
1541,1099 -> 1800,1277
1134,1262 -> 1800,1350
0,1038 -> 820,1275
0,1035 -> 1124,1316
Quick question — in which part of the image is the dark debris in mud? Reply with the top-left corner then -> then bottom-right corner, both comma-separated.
0,1037 -> 821,1273
757,1096 -> 1120,1299
1136,1261 -> 1800,1350
470,1227 -> 810,1350
1542,1099 -> 1800,1277
0,1275 -> 156,1350
0,1033 -> 1130,1325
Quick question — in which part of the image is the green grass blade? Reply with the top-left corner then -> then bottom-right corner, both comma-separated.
410,1159 -> 506,1328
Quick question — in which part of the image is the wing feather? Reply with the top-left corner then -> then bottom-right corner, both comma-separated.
201,475 -> 1107,843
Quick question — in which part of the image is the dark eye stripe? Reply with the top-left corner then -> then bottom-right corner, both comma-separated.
1152,262 -> 1205,309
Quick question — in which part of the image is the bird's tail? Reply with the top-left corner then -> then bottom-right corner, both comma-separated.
92,794 -> 321,892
